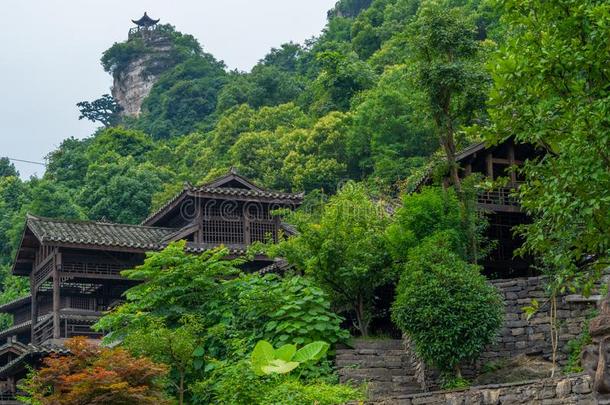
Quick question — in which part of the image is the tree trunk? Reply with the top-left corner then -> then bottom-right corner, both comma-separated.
355,295 -> 370,337
179,372 -> 185,405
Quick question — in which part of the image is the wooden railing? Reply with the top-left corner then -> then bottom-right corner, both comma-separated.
32,316 -> 53,344
33,259 -> 54,286
477,187 -> 521,212
62,262 -> 129,278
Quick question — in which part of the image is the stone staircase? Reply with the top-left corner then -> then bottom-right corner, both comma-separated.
336,339 -> 423,400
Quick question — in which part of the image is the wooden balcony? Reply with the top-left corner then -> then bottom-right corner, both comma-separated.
477,187 -> 521,213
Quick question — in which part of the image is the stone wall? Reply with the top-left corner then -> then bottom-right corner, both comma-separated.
480,277 -> 600,367
370,374 -> 594,405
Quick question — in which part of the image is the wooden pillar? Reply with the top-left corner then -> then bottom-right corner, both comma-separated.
485,152 -> 494,179
243,204 -> 251,245
508,144 -> 517,186
30,276 -> 38,342
52,251 -> 61,340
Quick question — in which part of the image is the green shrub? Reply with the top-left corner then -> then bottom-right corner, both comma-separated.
195,359 -> 364,405
263,276 -> 350,347
262,378 -> 365,405
391,233 -> 504,377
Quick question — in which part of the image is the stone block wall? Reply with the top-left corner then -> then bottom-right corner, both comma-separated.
479,277 -> 600,367
370,374 -> 594,405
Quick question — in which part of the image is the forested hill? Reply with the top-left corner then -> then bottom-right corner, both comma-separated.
0,0 -> 500,305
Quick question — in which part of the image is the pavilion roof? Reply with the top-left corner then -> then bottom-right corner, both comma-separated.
132,12 -> 159,27
142,168 -> 303,226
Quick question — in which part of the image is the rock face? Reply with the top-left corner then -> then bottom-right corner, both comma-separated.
111,34 -> 173,117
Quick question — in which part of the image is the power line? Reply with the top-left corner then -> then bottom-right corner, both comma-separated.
4,157 -> 47,167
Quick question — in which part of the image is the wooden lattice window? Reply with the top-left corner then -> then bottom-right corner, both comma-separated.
202,204 -> 244,245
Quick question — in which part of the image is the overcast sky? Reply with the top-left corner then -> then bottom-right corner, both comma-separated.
0,0 -> 337,178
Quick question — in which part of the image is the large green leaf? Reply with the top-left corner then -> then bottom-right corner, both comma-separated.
274,344 -> 297,361
293,341 -> 329,363
261,359 -> 300,375
251,340 -> 275,376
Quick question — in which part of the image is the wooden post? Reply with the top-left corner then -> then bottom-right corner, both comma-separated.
52,251 -> 61,340
486,153 -> 494,179
508,143 -> 517,186
243,204 -> 251,245
30,276 -> 38,342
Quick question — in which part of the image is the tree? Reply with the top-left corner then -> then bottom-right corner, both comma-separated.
120,318 -> 205,405
385,186 -> 488,264
0,158 -> 17,178
268,182 -> 392,336
19,337 -> 170,405
408,1 -> 490,190
77,94 -> 123,127
487,0 -> 610,290
391,233 -> 503,383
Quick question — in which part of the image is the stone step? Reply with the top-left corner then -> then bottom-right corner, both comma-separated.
339,367 -> 417,382
367,382 -> 422,400
345,339 -> 404,351
335,358 -> 415,369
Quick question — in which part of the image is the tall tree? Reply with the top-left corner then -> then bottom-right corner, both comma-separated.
408,1 -> 489,190
487,0 -> 610,287
268,182 -> 392,336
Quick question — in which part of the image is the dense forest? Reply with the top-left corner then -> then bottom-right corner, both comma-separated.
2,0 -> 609,403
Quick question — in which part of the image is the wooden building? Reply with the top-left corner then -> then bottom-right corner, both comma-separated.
453,138 -> 541,278
0,170 -> 302,399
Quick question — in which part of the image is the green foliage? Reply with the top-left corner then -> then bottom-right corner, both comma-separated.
268,182 -> 393,336
101,25 -> 202,75
251,340 -> 329,376
392,233 -> 503,376
564,309 -> 597,374
260,276 -> 349,347
386,186 -> 488,264
487,0 -> 610,290
138,55 -> 227,139
77,94 -> 123,127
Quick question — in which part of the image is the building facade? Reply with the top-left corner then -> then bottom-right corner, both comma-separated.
0,170 -> 302,400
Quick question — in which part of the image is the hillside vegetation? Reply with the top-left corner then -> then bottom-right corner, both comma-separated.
3,0 -> 610,402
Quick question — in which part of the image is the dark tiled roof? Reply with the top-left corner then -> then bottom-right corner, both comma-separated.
0,295 -> 31,313
0,340 -> 70,378
27,215 -> 177,250
142,170 -> 303,226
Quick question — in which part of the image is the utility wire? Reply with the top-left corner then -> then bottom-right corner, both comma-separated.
4,157 -> 47,166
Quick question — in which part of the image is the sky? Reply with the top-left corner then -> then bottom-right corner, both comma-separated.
0,0 -> 337,179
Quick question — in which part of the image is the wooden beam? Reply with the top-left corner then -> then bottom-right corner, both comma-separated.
52,252 -> 61,340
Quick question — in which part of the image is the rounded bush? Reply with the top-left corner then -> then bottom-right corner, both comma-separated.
391,234 -> 504,376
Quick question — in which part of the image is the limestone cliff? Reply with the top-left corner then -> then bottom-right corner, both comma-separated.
110,32 -> 174,117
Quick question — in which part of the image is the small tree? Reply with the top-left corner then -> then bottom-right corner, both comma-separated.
391,233 -> 503,383
77,94 -> 122,127
120,317 -> 205,405
268,182 -> 392,336
19,337 -> 169,405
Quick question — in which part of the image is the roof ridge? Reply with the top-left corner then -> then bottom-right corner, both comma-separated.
28,214 -> 178,231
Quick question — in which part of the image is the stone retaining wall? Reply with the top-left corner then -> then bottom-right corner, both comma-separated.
480,277 -> 600,367
370,373 -> 594,405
